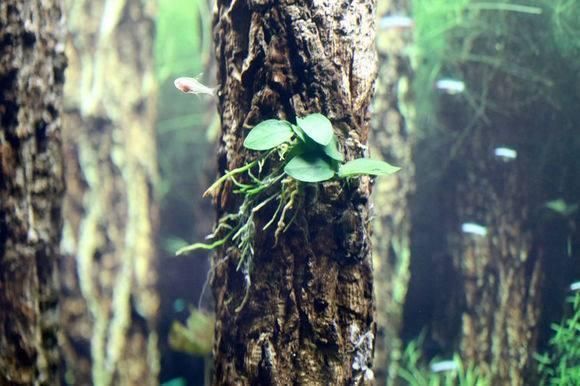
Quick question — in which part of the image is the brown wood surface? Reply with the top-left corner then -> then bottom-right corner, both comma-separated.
59,1 -> 160,385
0,1 -> 66,384
211,0 -> 379,384
370,1 -> 415,385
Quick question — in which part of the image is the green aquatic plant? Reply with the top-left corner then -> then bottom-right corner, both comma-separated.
176,113 -> 399,310
155,0 -> 218,260
155,0 -> 212,82
551,0 -> 580,66
169,308 -> 214,356
167,308 -> 214,386
397,337 -> 491,386
545,199 -> 579,218
161,378 -> 187,386
536,292 -> 580,386
544,199 -> 578,257
411,0 -> 551,142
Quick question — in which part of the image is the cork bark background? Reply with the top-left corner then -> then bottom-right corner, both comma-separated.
0,1 -> 66,384
445,126 -> 543,385
211,0 -> 378,384
59,1 -> 160,385
370,1 -> 415,385
432,9 -> 551,384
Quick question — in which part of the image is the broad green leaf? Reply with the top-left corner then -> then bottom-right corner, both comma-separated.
323,135 -> 344,161
161,378 -> 187,386
284,153 -> 335,182
296,113 -> 334,146
338,158 -> 400,177
545,199 -> 578,216
244,119 -> 294,150
291,124 -> 306,142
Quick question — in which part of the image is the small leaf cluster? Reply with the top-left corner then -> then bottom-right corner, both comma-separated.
176,113 -> 399,311
169,308 -> 214,356
178,112 -> 400,258
244,113 -> 400,183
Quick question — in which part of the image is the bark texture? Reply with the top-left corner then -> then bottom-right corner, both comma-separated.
370,2 -> 415,385
59,1 -> 160,385
445,127 -> 543,385
212,0 -> 378,384
404,5 -> 552,384
430,17 -> 547,380
0,1 -> 66,384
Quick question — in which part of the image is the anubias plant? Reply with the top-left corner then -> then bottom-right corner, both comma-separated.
176,113 -> 399,310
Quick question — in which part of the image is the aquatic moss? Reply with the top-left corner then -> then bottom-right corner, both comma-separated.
411,0 -> 560,141
397,336 -> 491,386
536,292 -> 580,385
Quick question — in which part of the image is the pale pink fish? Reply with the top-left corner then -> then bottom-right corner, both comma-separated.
174,76 -> 216,97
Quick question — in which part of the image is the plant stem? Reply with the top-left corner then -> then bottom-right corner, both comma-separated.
203,160 -> 258,197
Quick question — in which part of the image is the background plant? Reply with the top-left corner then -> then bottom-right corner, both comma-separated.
154,1 -> 216,385
155,0 -> 216,254
397,337 -> 491,386
536,292 -> 580,385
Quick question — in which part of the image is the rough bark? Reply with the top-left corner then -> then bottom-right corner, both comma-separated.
401,5 -> 551,384
370,2 -> 415,385
431,19 -> 547,380
445,126 -> 543,385
59,1 -> 160,385
211,0 -> 378,384
0,1 -> 66,384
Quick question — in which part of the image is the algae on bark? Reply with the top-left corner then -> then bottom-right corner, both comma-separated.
60,1 -> 160,385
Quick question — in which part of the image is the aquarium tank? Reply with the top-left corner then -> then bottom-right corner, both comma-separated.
0,0 -> 578,385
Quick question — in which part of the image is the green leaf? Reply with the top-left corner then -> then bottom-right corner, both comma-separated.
338,158 -> 400,177
296,113 -> 334,146
243,119 -> 294,150
323,135 -> 344,161
161,378 -> 187,386
545,199 -> 578,217
291,124 -> 306,143
284,153 -> 336,182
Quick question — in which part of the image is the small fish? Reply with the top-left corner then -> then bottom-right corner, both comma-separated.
430,360 -> 458,373
462,223 -> 487,237
379,15 -> 414,30
570,282 -> 580,291
174,76 -> 216,97
436,79 -> 465,95
494,147 -> 517,161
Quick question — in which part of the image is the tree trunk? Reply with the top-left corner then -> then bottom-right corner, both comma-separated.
211,1 -> 378,384
446,127 -> 543,385
0,1 -> 66,384
59,1 -> 160,385
429,8 -> 547,384
370,2 -> 415,385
